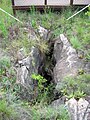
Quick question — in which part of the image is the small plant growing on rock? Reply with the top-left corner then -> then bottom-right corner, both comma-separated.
31,74 -> 47,91
78,68 -> 84,75
85,7 -> 90,17
31,74 -> 54,104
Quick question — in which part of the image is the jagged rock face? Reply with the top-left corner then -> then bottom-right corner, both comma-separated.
16,46 -> 43,100
53,34 -> 84,91
38,26 -> 48,40
38,26 -> 52,41
66,98 -> 90,120
15,26 -> 46,101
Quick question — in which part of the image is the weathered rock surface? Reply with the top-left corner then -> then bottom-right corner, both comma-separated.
15,26 -> 47,100
66,98 -> 90,120
16,46 -> 43,100
51,96 -> 66,108
38,26 -> 52,41
53,34 -> 84,91
84,61 -> 90,73
38,26 -> 48,39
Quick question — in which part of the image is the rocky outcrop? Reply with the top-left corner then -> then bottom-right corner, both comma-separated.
16,46 -> 43,100
53,34 -> 84,91
53,34 -> 90,119
15,26 -> 52,101
66,98 -> 90,120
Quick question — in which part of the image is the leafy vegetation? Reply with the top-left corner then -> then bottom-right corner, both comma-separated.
32,74 -> 47,90
31,74 -> 55,104
85,7 -> 90,17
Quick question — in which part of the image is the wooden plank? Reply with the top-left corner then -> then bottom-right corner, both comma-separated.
14,0 -> 45,6
73,0 -> 90,5
13,6 -> 46,10
47,0 -> 70,6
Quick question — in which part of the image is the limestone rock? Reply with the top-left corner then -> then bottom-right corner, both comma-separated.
38,26 -> 48,39
66,98 -> 78,120
53,34 -> 84,91
38,26 -> 51,41
84,61 -> 90,74
66,98 -> 90,120
16,47 -> 43,100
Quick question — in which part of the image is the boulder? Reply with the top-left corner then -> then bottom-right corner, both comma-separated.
53,34 -> 84,91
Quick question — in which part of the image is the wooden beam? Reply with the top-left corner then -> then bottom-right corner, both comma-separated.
11,0 -> 16,15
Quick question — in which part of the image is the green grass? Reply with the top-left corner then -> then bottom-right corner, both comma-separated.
0,99 -> 17,120
31,104 -> 70,120
0,3 -> 90,52
70,36 -> 83,50
0,0 -> 17,37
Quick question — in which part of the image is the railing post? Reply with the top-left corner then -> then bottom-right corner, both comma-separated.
11,0 -> 16,15
70,0 -> 73,5
45,0 -> 47,5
